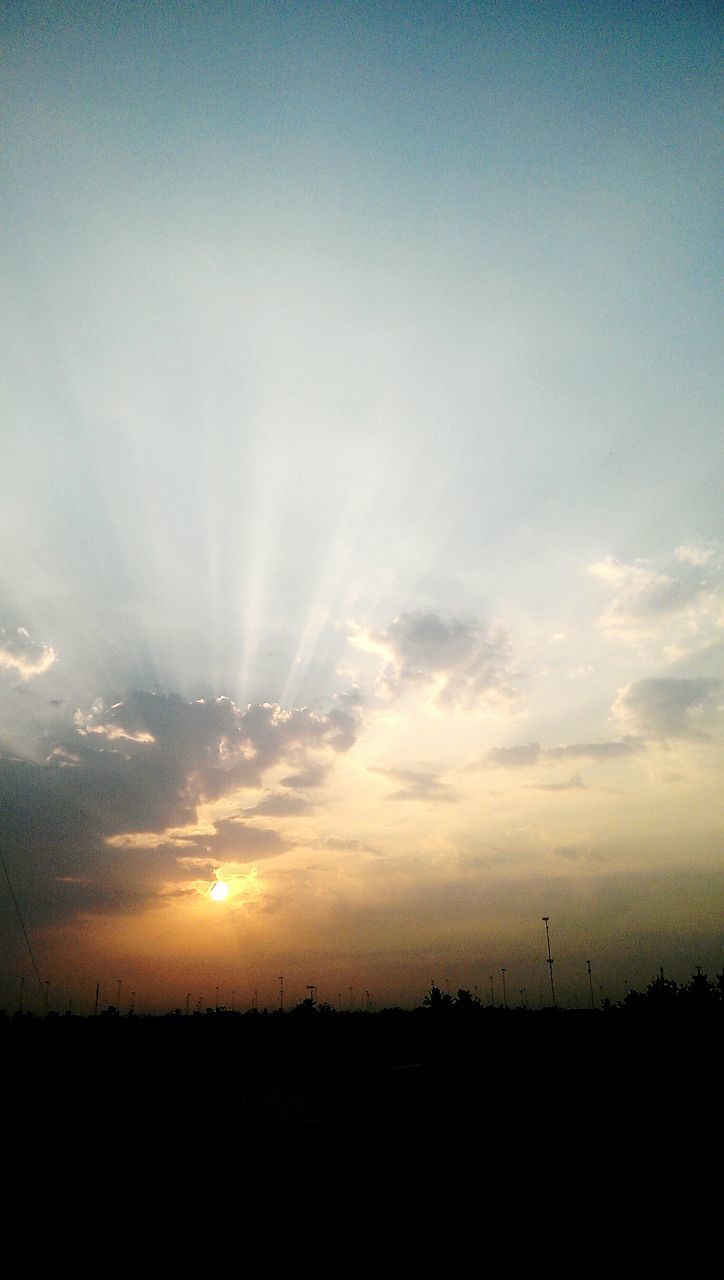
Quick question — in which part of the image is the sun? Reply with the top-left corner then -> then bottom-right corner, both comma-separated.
209,880 -> 229,902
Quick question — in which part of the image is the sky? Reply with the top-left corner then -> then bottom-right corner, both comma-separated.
1,0 -> 722,1012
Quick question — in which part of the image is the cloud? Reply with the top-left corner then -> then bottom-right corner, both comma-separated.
370,766 -> 457,803
72,692 -> 359,805
0,758 -> 204,926
0,689 -> 360,926
526,775 -> 585,792
675,545 -> 715,566
337,686 -> 365,707
554,843 -> 605,863
243,793 -> 314,818
349,611 -> 516,710
279,764 -> 329,788
318,836 -> 382,855
0,626 -> 57,680
470,739 -> 640,769
484,743 -> 541,768
590,549 -> 724,658
613,677 -> 723,740
201,817 -> 289,862
545,739 -> 642,761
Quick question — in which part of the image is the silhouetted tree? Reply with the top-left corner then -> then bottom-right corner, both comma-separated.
289,996 -> 317,1017
684,967 -> 717,1007
421,985 -> 454,1012
646,969 -> 680,1006
455,988 -> 480,1010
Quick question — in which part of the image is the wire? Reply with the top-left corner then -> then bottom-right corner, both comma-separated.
0,844 -> 45,993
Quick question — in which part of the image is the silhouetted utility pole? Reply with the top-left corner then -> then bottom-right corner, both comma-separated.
44,979 -> 50,1016
306,984 -> 316,1005
542,917 -> 556,1007
94,982 -> 100,1017
185,992 -> 190,1017
489,973 -> 495,1008
278,976 -> 284,1012
130,990 -> 136,1015
587,960 -> 595,1009
501,967 -> 507,1009
117,977 -> 122,1012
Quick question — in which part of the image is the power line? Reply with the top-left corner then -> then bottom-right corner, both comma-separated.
0,843 -> 44,993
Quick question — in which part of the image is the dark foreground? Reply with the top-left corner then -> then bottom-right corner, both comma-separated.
4,1002 -> 720,1137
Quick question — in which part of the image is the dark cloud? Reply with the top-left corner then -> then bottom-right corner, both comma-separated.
370,766 -> 457,803
353,611 -> 516,710
0,690 -> 359,927
279,763 -> 329,788
613,677 -> 723,740
243,793 -> 314,818
201,817 -> 289,862
324,708 -> 358,752
0,763 -> 201,927
338,686 -> 364,707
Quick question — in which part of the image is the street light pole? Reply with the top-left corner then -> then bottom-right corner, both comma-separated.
542,917 -> 557,1008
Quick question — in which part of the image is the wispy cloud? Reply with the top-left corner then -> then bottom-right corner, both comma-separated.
370,765 -> 457,803
545,739 -> 642,761
469,738 -> 641,770
244,792 -> 314,818
526,775 -> 585,792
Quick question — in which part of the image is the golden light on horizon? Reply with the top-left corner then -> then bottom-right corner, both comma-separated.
209,881 -> 230,903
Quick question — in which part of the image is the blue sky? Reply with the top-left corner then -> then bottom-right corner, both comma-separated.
1,2 -> 721,1009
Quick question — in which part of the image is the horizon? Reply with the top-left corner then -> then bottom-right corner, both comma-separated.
2,2 -> 722,1013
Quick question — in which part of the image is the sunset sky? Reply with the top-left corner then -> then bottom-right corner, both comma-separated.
2,1 -> 721,1012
